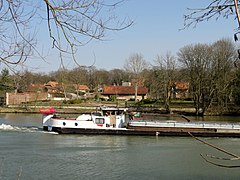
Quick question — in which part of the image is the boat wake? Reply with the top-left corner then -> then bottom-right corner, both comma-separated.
0,123 -> 41,133
42,131 -> 59,135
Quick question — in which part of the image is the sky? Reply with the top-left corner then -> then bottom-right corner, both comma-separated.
25,0 -> 238,73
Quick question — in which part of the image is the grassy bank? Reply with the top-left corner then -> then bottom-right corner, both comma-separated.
0,105 -> 97,114
2,100 -> 239,116
0,102 -> 196,115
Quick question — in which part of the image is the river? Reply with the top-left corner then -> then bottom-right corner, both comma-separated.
0,113 -> 240,179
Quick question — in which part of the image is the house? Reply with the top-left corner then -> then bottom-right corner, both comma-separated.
172,81 -> 189,99
27,81 -> 91,94
44,81 -> 62,93
101,85 -> 148,100
27,81 -> 62,93
27,84 -> 46,92
45,81 -> 59,87
6,80 -> 91,105
74,84 -> 90,93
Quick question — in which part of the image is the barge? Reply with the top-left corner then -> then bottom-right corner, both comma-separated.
41,107 -> 240,137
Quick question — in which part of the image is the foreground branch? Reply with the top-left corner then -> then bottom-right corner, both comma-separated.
188,132 -> 240,168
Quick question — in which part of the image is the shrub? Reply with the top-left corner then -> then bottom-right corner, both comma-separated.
63,99 -> 82,104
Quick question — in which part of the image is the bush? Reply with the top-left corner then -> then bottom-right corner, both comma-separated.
141,99 -> 155,104
109,95 -> 117,102
63,99 -> 82,104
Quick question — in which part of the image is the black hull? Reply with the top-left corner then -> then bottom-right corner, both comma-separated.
43,126 -> 48,131
43,126 -> 240,137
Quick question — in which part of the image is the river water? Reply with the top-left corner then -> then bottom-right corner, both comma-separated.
0,113 -> 240,180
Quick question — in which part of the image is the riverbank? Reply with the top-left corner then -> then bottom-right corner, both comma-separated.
0,106 -> 96,114
0,103 -> 239,116
0,104 -> 196,115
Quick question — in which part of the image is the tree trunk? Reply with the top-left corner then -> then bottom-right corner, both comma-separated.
135,82 -> 138,102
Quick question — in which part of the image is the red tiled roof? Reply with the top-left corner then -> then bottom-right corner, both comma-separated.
102,86 -> 148,95
27,84 -> 45,92
45,81 -> 59,87
175,82 -> 189,90
74,84 -> 90,91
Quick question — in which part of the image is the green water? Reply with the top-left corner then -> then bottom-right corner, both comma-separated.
0,114 -> 240,179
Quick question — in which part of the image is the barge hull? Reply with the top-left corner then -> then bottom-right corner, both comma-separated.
49,126 -> 240,137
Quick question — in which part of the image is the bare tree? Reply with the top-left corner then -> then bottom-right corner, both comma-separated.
154,52 -> 176,113
0,0 -> 35,71
124,53 -> 148,101
211,39 -> 236,113
0,0 -> 133,69
43,0 -> 133,64
69,66 -> 88,98
183,1 -> 240,29
52,68 -> 71,99
109,68 -> 129,85
178,43 -> 213,115
178,39 -> 236,115
124,53 -> 148,74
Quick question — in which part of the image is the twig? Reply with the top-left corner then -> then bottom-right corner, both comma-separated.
181,115 -> 191,122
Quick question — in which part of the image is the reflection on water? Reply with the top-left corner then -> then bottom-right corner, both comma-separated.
193,115 -> 240,122
0,114 -> 240,179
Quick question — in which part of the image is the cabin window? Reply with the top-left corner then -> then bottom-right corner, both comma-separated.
75,123 -> 78,126
63,122 -> 66,126
95,118 -> 105,124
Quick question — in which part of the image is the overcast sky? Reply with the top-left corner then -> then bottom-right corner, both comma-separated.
25,0 -> 237,73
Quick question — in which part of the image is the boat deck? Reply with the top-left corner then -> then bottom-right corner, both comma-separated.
128,120 -> 240,130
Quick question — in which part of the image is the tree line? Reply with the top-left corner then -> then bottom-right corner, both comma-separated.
1,38 -> 240,115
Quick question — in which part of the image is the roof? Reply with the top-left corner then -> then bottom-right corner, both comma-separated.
74,84 -> 90,91
102,86 -> 148,95
45,81 -> 59,87
27,84 -> 45,92
175,82 -> 189,91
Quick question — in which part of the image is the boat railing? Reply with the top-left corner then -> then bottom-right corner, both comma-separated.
128,121 -> 240,130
